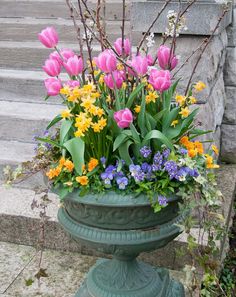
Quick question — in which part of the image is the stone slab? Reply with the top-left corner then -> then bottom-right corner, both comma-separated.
0,101 -> 61,143
223,86 -> 236,125
0,0 -> 130,21
220,124 -> 236,163
224,47 -> 236,87
0,242 -> 35,294
131,1 -> 232,36
227,8 -> 236,47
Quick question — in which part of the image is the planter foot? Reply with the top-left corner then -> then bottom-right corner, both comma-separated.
75,259 -> 185,297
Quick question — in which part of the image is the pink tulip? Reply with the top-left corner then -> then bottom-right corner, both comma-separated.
44,78 -> 62,96
38,27 -> 58,48
157,45 -> 178,70
43,58 -> 61,77
104,70 -> 124,89
114,108 -> 133,128
50,49 -> 75,65
63,56 -> 83,76
131,55 -> 148,76
94,49 -> 117,73
64,80 -> 80,88
114,37 -> 131,56
149,69 -> 171,92
146,54 -> 154,66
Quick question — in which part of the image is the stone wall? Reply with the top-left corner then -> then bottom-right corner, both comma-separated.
131,0 -> 233,153
222,7 -> 236,163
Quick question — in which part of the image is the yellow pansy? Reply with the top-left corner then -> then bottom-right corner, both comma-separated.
76,176 -> 89,186
88,158 -> 99,172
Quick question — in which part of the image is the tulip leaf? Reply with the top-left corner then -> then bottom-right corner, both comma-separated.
47,114 -> 62,129
64,138 -> 85,175
60,120 -> 72,145
142,130 -> 174,150
162,107 -> 180,133
113,133 -> 128,152
126,83 -> 145,108
118,140 -> 133,165
36,137 -> 63,148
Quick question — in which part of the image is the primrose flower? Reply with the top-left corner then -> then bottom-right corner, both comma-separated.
38,27 -> 58,48
43,58 -> 61,77
148,69 -> 171,92
94,49 -> 117,73
116,177 -> 129,190
140,146 -> 152,158
158,195 -> 168,207
157,45 -> 178,70
63,55 -> 83,76
114,37 -> 131,56
44,78 -> 62,96
114,108 -> 133,129
104,70 -> 124,89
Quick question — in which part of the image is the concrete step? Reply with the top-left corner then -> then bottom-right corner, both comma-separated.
0,101 -> 62,142
0,0 -> 130,21
0,17 -> 137,43
0,165 -> 235,271
0,69 -> 67,104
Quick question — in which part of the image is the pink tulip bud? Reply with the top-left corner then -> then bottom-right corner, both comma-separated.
44,78 -> 62,96
63,56 -> 83,76
64,80 -> 80,88
104,70 -> 124,89
157,45 -> 178,70
50,49 -> 75,65
94,49 -> 117,73
114,37 -> 131,56
43,58 -> 61,77
114,108 -> 133,128
149,69 -> 171,92
131,55 -> 148,76
38,27 -> 58,48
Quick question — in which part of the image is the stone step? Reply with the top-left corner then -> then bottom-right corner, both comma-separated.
0,101 -> 62,143
0,69 -> 67,104
0,0 -> 130,21
0,165 -> 235,271
0,41 -> 138,70
0,17 -> 137,43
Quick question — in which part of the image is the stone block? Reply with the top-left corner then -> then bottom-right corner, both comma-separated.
224,47 -> 236,86
227,8 -> 236,47
131,1 -> 232,35
223,86 -> 236,124
221,124 -> 236,163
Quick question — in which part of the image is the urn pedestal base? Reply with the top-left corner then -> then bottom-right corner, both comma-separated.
75,259 -> 185,297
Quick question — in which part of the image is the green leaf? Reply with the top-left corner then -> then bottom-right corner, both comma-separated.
25,278 -> 34,286
165,125 -> 182,140
189,129 -> 213,138
181,108 -> 199,130
146,113 -> 157,130
37,137 -> 63,148
118,139 -> 133,165
126,83 -> 145,108
162,107 -> 180,133
130,124 -> 141,143
138,92 -> 147,137
142,130 -> 174,150
60,120 -> 72,145
153,109 -> 167,122
113,133 -> 128,152
47,114 -> 62,130
64,138 -> 85,175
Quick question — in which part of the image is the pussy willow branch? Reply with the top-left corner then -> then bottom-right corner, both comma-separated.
96,0 -> 105,51
66,0 -> 85,82
121,0 -> 126,55
77,0 -> 96,84
185,7 -> 229,95
137,0 -> 172,54
173,38 -> 206,78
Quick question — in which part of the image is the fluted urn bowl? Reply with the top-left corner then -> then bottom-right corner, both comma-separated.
58,191 -> 186,297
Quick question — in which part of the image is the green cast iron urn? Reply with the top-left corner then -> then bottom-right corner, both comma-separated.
57,191 -> 186,297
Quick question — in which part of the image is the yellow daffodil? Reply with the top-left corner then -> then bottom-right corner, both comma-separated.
171,120 -> 179,127
194,81 -> 206,92
189,96 -> 197,104
134,105 -> 141,113
175,94 -> 186,106
146,91 -> 158,104
179,107 -> 190,118
61,109 -> 72,119
212,145 -> 219,155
